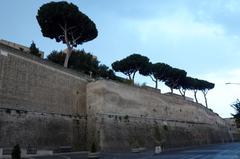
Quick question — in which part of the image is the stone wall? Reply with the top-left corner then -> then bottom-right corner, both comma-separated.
87,80 -> 232,152
0,42 -> 234,152
0,108 -> 86,150
0,43 -> 89,150
224,118 -> 239,141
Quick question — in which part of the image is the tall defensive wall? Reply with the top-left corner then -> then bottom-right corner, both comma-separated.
0,42 -> 234,152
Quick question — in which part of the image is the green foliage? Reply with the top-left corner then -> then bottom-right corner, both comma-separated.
29,41 -> 41,57
190,78 -> 201,103
164,67 -> 187,93
112,54 -> 149,82
140,62 -> 172,88
111,53 -> 214,106
47,50 -> 116,79
36,1 -> 97,46
110,53 -> 216,106
177,77 -> 214,106
68,50 -> 99,76
198,80 -> 215,93
47,50 -> 99,75
36,1 -> 98,67
138,62 -> 152,77
187,77 -> 201,90
47,50 -> 65,64
179,77 -> 194,90
152,63 -> 172,81
176,76 -> 196,98
97,64 -> 116,80
198,79 -> 214,107
231,99 -> 240,128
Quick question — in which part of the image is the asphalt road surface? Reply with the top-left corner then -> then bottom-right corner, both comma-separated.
32,142 -> 240,159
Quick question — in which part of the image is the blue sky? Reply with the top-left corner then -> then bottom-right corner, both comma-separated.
1,0 -> 240,118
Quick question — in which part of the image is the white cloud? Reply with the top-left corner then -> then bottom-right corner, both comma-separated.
126,10 -> 225,43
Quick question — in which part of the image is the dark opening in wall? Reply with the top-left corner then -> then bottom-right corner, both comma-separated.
5,109 -> 11,114
163,125 -> 168,131
16,110 -> 21,115
124,115 -> 129,122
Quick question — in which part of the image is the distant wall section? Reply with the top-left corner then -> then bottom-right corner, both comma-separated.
87,80 -> 232,151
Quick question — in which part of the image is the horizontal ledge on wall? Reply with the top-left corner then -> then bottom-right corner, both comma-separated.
96,112 -> 209,125
0,107 -> 87,119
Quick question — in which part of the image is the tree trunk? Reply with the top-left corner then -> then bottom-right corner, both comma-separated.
179,89 -> 183,95
64,48 -> 71,68
150,76 -> 158,89
170,87 -> 173,94
179,89 -> 186,99
132,71 -> 137,83
203,92 -> 208,108
128,74 -> 132,81
155,80 -> 158,89
194,90 -> 198,103
63,25 -> 73,68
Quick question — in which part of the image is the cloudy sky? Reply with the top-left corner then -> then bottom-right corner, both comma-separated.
1,0 -> 240,118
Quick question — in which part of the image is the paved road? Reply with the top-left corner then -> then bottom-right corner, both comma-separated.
151,143 -> 240,159
32,142 -> 240,159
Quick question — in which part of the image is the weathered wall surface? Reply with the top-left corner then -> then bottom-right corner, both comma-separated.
224,118 -> 240,141
0,44 -> 88,115
0,44 -> 88,150
0,108 -> 86,150
0,42 -> 234,152
87,80 -> 232,152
